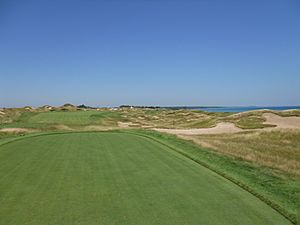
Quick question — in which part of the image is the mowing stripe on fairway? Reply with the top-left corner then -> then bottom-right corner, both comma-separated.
0,132 -> 292,225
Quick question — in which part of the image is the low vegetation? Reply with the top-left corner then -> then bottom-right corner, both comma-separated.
2,106 -> 298,130
0,105 -> 300,224
185,130 -> 300,178
120,108 -> 290,129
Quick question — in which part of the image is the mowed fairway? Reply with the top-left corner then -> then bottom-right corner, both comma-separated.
0,132 -> 291,225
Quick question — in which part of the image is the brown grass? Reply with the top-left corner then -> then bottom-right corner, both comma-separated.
181,130 -> 300,178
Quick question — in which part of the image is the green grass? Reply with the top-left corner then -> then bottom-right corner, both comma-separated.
135,130 -> 299,224
0,131 -> 22,143
28,111 -> 122,125
0,110 -> 124,129
0,131 -> 292,225
1,108 -> 299,223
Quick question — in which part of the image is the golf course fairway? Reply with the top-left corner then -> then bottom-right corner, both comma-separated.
0,132 -> 292,225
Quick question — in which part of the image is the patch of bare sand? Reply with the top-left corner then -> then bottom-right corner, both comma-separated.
53,124 -> 73,131
155,113 -> 300,136
118,122 -> 131,128
84,125 -> 114,131
118,122 -> 140,128
226,110 -> 273,120
141,125 -> 153,128
263,113 -> 300,129
0,128 -> 33,133
154,122 -> 242,135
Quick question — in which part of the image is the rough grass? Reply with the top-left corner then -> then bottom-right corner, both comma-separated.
0,131 -> 291,225
120,108 -> 292,129
277,110 -> 300,117
120,109 -> 220,128
223,110 -> 276,129
186,130 -> 300,178
1,108 -> 300,130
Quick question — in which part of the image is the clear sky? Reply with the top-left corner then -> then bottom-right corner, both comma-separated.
1,0 -> 300,107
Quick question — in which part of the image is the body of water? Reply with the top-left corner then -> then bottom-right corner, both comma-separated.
168,106 -> 300,113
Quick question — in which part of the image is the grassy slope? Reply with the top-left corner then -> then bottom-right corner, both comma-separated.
189,130 -> 300,178
134,130 -> 300,224
29,111 -> 105,125
0,132 -> 291,225
1,109 -> 300,223
0,110 -> 124,129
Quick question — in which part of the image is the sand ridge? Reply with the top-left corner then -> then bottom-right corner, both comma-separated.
155,113 -> 300,135
0,128 -> 33,133
154,122 -> 242,135
1,113 -> 299,135
263,113 -> 300,129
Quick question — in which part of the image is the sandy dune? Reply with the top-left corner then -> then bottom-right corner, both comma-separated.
118,121 -> 140,128
1,113 -> 299,135
155,122 -> 242,135
155,113 -> 300,135
84,125 -> 114,131
0,128 -> 32,133
263,113 -> 300,129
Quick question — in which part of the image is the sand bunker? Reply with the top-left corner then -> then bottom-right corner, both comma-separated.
118,122 -> 140,128
155,122 -> 242,135
263,113 -> 300,129
84,125 -> 113,131
53,124 -> 73,131
0,128 -> 32,133
155,113 -> 300,135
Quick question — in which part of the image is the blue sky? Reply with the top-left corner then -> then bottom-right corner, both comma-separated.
1,0 -> 300,107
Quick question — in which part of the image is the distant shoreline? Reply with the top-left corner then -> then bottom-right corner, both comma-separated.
165,106 -> 300,112
2,105 -> 300,113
